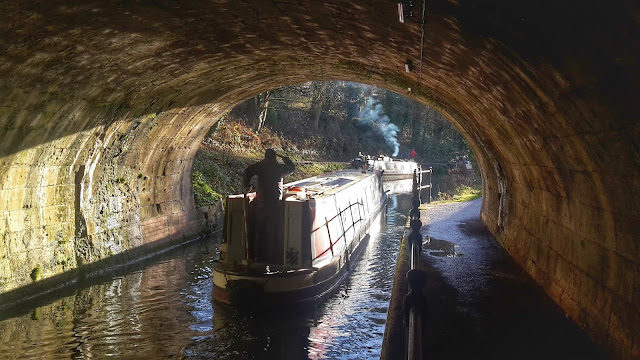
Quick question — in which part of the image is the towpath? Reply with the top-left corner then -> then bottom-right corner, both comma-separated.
383,198 -> 611,360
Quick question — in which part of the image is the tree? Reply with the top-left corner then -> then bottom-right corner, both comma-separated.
310,82 -> 329,130
215,81 -> 471,163
255,91 -> 271,133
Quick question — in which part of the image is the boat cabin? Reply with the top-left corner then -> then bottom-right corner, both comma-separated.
219,169 -> 386,270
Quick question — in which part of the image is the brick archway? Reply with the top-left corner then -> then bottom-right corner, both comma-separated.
0,1 -> 638,358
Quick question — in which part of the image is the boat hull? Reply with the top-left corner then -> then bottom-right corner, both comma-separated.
212,168 -> 386,307
212,206 -> 384,306
212,232 -> 372,307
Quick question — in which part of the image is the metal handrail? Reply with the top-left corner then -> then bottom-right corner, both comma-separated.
414,165 -> 433,204
311,201 -> 363,233
406,168 -> 426,360
311,201 -> 365,260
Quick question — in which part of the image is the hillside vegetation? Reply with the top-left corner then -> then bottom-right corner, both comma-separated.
193,81 -> 480,207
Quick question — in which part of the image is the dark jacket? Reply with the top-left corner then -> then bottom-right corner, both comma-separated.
243,156 -> 295,204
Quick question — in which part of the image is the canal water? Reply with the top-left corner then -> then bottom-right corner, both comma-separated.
0,181 -> 413,360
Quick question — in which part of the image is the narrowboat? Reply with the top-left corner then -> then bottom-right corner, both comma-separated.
352,155 -> 419,180
212,168 -> 387,306
368,156 -> 418,180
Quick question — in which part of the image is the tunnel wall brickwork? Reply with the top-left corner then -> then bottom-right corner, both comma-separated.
0,101 -> 221,295
476,90 -> 640,358
0,1 -> 638,358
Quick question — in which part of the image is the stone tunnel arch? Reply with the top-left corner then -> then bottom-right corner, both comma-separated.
0,1 -> 638,358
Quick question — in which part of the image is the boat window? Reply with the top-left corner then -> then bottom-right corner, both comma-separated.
293,180 -> 324,187
324,178 -> 353,187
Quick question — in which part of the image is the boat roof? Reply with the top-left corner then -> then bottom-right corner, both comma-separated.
284,168 -> 378,199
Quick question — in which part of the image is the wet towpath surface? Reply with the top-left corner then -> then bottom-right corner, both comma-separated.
417,198 -> 611,360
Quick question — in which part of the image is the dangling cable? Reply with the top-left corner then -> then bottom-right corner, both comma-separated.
418,0 -> 426,90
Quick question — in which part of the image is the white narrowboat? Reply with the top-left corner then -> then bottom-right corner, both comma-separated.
212,168 -> 387,306
367,156 -> 418,180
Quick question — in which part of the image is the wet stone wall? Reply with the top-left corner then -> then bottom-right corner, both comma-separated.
0,104 -> 222,296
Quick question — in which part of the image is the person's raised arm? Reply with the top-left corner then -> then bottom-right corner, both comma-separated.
243,163 -> 257,190
279,154 -> 295,176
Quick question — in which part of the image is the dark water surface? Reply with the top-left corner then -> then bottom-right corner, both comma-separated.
0,188 -> 413,360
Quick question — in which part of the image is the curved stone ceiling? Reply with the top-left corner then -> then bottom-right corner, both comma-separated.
0,1 -> 638,358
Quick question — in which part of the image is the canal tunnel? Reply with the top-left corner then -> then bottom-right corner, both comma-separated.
0,0 -> 638,358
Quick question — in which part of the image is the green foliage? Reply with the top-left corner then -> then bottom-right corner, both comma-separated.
451,185 -> 482,202
193,170 -> 223,207
193,152 -> 246,195
192,142 -> 349,202
289,162 -> 349,182
432,184 -> 482,203
194,81 -> 480,203
30,265 -> 41,282
207,110 -> 230,138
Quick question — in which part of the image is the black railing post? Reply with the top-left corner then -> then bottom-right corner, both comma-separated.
412,169 -> 419,209
405,269 -> 426,360
417,165 -> 423,205
405,166 -> 426,360
428,166 -> 432,203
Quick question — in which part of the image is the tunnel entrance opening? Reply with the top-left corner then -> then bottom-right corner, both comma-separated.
191,80 -> 482,216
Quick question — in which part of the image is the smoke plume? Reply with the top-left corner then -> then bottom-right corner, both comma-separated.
357,97 -> 400,156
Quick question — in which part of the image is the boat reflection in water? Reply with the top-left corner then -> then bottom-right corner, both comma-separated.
212,168 -> 388,307
383,178 -> 413,195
